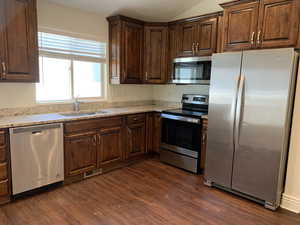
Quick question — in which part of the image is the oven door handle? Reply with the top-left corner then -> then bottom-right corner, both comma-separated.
161,113 -> 201,124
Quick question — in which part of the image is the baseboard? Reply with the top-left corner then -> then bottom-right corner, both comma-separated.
281,193 -> 300,213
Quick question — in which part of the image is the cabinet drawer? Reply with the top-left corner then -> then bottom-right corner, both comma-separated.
126,114 -> 146,124
0,163 -> 7,180
0,180 -> 9,196
65,117 -> 123,134
0,147 -> 6,163
0,130 -> 6,146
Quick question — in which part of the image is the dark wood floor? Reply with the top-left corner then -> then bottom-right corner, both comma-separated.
0,159 -> 299,225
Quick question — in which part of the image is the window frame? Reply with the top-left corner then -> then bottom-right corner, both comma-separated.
36,30 -> 107,104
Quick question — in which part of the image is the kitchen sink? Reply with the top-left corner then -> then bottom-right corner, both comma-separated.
60,111 -> 108,117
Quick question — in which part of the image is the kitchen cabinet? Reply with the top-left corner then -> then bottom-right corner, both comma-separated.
64,132 -> 98,177
221,0 -> 300,51
144,25 -> 168,84
0,0 -> 39,82
64,117 -> 124,178
146,112 -> 162,154
200,118 -> 208,172
257,0 -> 300,48
126,114 -> 146,159
97,126 -> 123,169
107,16 -> 144,84
168,24 -> 179,81
177,16 -> 218,57
0,130 -> 11,205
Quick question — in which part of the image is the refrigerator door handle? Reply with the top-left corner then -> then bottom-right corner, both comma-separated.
234,75 -> 245,147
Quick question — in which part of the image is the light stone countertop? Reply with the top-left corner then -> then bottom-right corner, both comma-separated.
0,105 -> 179,129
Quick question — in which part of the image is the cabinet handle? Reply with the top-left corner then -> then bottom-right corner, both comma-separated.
202,133 -> 206,145
145,72 -> 148,80
93,135 -> 97,146
257,30 -> 261,45
192,43 -> 195,55
196,43 -> 199,53
97,134 -> 101,145
251,32 -> 255,45
2,62 -> 6,79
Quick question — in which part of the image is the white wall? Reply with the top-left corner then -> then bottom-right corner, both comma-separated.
0,0 -> 153,109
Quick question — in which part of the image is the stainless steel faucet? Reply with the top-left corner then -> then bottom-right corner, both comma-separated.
73,98 -> 80,112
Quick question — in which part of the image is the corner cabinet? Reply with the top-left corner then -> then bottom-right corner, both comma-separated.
144,25 -> 168,84
0,0 -> 39,82
221,0 -> 300,52
107,16 -> 144,84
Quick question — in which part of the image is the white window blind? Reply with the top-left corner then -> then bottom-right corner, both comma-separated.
38,32 -> 106,61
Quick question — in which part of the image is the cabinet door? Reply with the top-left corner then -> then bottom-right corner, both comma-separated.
144,25 -> 168,84
126,123 -> 146,159
168,24 -> 179,80
196,17 -> 218,56
257,0 -> 299,48
178,22 -> 198,57
122,21 -> 143,84
152,113 -> 162,153
65,132 -> 97,177
98,127 -> 123,168
223,1 -> 260,51
0,0 -> 38,82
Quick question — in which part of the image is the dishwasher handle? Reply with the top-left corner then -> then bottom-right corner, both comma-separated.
10,123 -> 63,134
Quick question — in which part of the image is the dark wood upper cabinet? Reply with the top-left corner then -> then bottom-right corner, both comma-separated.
168,24 -> 179,80
257,0 -> 300,48
178,22 -> 198,57
64,132 -> 98,177
221,0 -> 300,52
222,1 -> 260,51
175,13 -> 220,57
107,16 -> 144,84
0,0 -> 39,82
144,25 -> 168,84
97,126 -> 123,169
196,17 -> 218,55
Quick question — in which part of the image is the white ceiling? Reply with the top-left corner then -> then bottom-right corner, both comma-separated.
46,0 -> 205,21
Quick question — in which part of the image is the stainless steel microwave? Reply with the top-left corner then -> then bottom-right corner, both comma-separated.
171,57 -> 212,84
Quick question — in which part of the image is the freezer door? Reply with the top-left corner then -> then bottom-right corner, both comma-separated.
205,52 -> 242,188
232,48 -> 297,203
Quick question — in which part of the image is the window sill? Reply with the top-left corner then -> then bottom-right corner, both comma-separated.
36,97 -> 107,105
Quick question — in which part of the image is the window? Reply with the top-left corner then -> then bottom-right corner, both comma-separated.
36,32 -> 106,102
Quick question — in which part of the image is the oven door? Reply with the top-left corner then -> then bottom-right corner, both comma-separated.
161,114 -> 201,158
172,57 -> 211,84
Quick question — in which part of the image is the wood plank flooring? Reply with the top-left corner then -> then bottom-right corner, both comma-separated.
0,159 -> 299,225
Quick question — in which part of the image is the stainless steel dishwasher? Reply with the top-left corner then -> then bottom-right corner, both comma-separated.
10,123 -> 64,195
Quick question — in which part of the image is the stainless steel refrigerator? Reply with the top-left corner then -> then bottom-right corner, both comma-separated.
205,48 -> 299,210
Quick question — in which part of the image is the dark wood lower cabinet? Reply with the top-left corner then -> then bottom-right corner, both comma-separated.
0,129 -> 11,205
98,126 -> 123,169
64,132 -> 98,177
126,121 -> 146,159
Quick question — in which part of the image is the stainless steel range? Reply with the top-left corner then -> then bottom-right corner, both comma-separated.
160,94 -> 208,173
